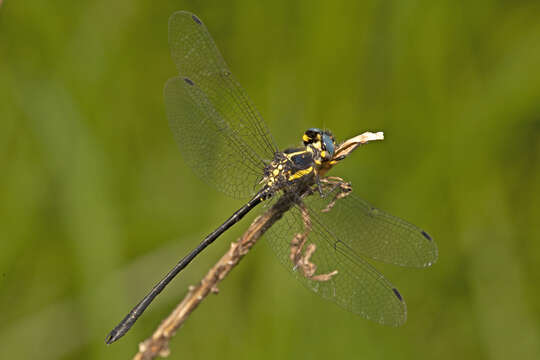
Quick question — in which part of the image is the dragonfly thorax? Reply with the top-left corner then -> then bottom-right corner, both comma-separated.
262,129 -> 336,196
262,151 -> 311,195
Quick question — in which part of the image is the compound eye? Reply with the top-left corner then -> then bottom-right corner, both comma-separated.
321,134 -> 335,159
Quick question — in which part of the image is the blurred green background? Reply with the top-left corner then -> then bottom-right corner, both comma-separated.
1,0 -> 539,359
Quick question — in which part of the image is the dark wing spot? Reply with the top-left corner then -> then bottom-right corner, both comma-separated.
184,77 -> 194,86
421,230 -> 433,242
392,288 -> 403,302
191,15 -> 202,25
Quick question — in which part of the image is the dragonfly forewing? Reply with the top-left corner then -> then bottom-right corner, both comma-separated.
166,11 -> 277,199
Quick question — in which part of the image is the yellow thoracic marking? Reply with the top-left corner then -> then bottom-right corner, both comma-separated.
302,134 -> 310,142
321,150 -> 326,158
284,150 -> 309,159
315,159 -> 322,165
288,166 -> 313,181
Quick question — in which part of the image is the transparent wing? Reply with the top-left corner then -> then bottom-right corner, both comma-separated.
265,194 -> 407,326
305,184 -> 438,267
165,11 -> 277,199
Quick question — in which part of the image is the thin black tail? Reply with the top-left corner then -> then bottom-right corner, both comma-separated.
105,191 -> 265,344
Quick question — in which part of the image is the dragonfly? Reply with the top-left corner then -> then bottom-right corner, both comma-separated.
106,11 -> 438,344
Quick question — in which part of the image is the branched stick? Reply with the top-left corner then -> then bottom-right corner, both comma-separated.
132,131 -> 384,360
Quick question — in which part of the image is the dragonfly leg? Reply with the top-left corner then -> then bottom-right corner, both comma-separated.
318,175 -> 341,198
320,177 -> 352,212
314,170 -> 323,196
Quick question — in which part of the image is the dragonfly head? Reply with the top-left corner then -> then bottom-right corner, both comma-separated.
303,128 -> 335,162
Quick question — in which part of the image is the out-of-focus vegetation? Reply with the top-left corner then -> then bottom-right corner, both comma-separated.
1,1 -> 539,359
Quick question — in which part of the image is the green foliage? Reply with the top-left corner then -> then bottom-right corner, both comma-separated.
1,1 -> 539,359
